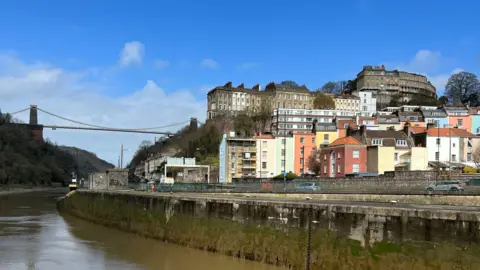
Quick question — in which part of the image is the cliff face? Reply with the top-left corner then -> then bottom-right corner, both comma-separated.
59,146 -> 114,178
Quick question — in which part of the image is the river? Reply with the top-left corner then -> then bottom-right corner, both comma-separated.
0,191 -> 279,270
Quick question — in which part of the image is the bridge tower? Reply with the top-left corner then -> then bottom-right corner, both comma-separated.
189,117 -> 198,131
29,105 -> 38,125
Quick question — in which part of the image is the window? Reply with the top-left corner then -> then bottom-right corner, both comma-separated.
231,152 -> 236,159
262,140 -> 267,146
344,124 -> 349,128
453,143 -> 456,147
468,153 -> 472,161
396,140 -> 407,146
300,137 -> 305,143
324,154 -> 326,160
394,152 -> 398,162
281,160 -> 285,167
281,149 -> 285,156
353,150 -> 360,158
262,162 -> 267,169
231,163 -> 235,169
282,138 -> 286,144
371,139 -> 383,146
352,164 -> 359,173
300,168 -> 304,174
337,164 -> 342,173
323,165 -> 327,174
300,147 -> 304,154
312,137 -> 316,144
457,119 -> 463,127
300,158 -> 304,164
452,154 -> 456,162
331,152 -> 336,159
436,138 -> 440,145
338,152 -> 342,159
324,134 -> 329,140
435,152 -> 439,161
262,151 -> 267,160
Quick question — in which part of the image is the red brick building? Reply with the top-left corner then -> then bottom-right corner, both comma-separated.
319,136 -> 367,178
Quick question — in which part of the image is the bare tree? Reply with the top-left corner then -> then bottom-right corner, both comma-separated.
445,71 -> 480,106
307,148 -> 322,175
473,146 -> 480,168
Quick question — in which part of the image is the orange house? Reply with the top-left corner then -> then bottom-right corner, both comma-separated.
293,132 -> 316,175
445,106 -> 472,132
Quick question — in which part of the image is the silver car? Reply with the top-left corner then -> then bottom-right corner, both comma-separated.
425,181 -> 464,192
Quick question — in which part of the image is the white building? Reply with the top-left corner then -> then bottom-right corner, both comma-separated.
255,134 -> 277,178
357,91 -> 377,116
426,132 -> 460,164
333,95 -> 360,113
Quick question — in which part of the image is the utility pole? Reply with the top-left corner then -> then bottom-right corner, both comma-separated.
120,144 -> 124,169
436,121 -> 440,182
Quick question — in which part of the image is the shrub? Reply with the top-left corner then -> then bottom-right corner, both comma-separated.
463,166 -> 477,174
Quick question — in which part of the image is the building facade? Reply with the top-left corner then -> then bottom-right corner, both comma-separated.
319,137 -> 367,177
275,136 -> 294,175
352,65 -> 436,109
293,133 -> 316,175
358,91 -> 377,116
220,132 -> 257,183
314,122 -> 338,148
255,134 -> 277,178
377,115 -> 401,130
333,95 -> 360,113
445,106 -> 472,132
421,109 -> 448,128
469,107 -> 480,135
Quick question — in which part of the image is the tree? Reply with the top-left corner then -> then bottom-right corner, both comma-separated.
280,80 -> 299,87
307,148 -> 322,175
344,80 -> 357,92
250,101 -> 272,134
438,96 -> 449,105
320,81 -> 341,94
233,113 -> 254,137
408,96 -> 439,106
313,92 -> 335,109
445,71 -> 480,106
473,147 -> 480,168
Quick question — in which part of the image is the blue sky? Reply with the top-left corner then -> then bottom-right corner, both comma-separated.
0,0 -> 479,163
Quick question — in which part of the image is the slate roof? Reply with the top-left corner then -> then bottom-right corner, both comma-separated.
377,115 -> 400,124
350,129 -> 413,148
264,82 -> 311,93
421,109 -> 447,118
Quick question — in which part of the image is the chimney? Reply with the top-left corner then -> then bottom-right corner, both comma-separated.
252,84 -> 260,91
237,83 -> 244,89
426,122 -> 436,129
360,125 -> 366,137
224,82 -> 232,88
346,125 -> 353,137
403,124 -> 411,137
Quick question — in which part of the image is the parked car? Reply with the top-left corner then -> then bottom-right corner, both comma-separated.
425,181 -> 464,192
295,182 -> 320,192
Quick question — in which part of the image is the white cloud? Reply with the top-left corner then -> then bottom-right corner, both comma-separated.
398,49 -> 444,74
119,41 -> 145,67
154,60 -> 170,70
0,54 -> 206,165
200,58 -> 218,69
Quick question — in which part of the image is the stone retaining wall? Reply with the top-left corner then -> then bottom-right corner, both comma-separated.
58,190 -> 480,270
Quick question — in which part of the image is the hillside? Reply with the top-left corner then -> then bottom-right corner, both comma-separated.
59,146 -> 115,178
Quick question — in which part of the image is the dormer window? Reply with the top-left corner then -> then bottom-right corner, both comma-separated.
396,140 -> 408,146
372,139 -> 383,146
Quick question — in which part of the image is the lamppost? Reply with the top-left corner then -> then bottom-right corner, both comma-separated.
119,144 -> 130,169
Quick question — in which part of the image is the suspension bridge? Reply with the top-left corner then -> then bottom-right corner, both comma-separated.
7,105 -> 200,136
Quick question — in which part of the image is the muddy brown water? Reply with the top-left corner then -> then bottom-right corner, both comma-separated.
0,191 -> 279,270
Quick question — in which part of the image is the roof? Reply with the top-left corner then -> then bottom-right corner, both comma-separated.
334,95 -> 359,100
314,122 -> 337,131
255,134 -> 275,139
425,128 -> 475,137
377,115 -> 400,124
444,106 -> 468,111
397,111 -> 423,122
337,120 -> 357,129
410,127 -> 427,134
421,109 -> 447,118
264,82 -> 311,93
328,136 -> 361,146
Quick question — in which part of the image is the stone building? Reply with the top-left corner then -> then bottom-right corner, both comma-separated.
206,82 -> 315,120
351,65 -> 436,109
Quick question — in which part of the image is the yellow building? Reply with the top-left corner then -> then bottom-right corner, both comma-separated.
367,146 -> 395,174
333,95 -> 360,113
314,123 -> 338,147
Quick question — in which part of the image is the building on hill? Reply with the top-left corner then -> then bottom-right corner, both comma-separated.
358,91 -> 377,116
293,132 -> 316,176
275,134 -> 294,176
356,116 -> 379,130
272,108 -> 355,135
420,108 -> 448,128
218,132 -> 257,183
445,106 -> 472,132
333,95 -> 360,113
377,114 -> 401,130
255,134 -> 277,178
469,107 -> 480,135
395,111 -> 425,127
336,119 -> 357,138
348,125 -> 428,174
313,122 -> 338,148
319,136 -> 367,178
410,126 -> 480,169
206,82 -> 315,120
350,65 -> 436,109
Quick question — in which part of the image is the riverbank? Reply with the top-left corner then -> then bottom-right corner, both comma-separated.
58,190 -> 480,270
0,186 -> 67,196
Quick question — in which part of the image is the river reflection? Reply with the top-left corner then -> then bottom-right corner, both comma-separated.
0,191 -> 279,270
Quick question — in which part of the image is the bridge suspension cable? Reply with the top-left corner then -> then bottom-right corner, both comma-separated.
8,108 -> 30,115
36,107 -> 191,131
